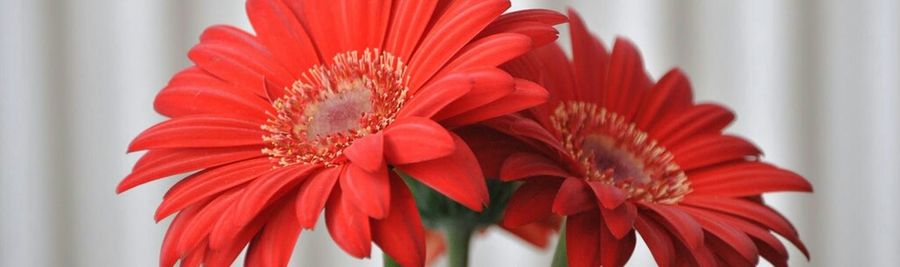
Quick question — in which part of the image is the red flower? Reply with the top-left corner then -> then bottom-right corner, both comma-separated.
118,1 -> 565,266
493,10 -> 812,267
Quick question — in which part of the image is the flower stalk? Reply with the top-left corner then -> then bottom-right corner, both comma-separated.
550,224 -> 568,267
444,221 -> 476,267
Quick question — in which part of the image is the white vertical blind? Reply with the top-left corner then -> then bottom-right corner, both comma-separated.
2,0 -> 898,266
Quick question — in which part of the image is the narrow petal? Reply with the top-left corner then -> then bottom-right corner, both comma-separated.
602,38 -> 651,121
500,152 -> 568,181
640,203 -> 704,249
246,0 -> 319,76
671,135 -> 762,171
325,188 -> 373,258
649,104 -> 735,147
295,166 -> 342,229
340,163 -> 391,219
343,132 -> 384,173
568,9 -> 609,104
552,177 -> 596,215
155,68 -> 272,121
478,9 -> 566,48
398,73 -> 471,119
397,133 -> 489,211
682,207 -> 759,264
587,181 -> 627,209
634,69 -> 693,130
246,197 -> 302,267
408,0 -> 510,89
128,116 -> 266,152
441,78 -> 549,128
161,203 -> 204,267
566,212 -> 602,267
177,190 -> 242,254
383,0 -> 439,60
118,147 -> 263,193
634,214 -> 676,267
689,167 -> 813,196
231,165 -> 315,228
432,68 -> 514,119
156,158 -> 272,221
439,33 -> 533,75
371,174 -> 426,267
601,225 -> 636,267
383,117 -> 455,165
502,178 -> 561,227
601,202 -> 638,239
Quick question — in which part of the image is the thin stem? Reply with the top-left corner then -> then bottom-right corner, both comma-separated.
383,252 -> 402,267
444,222 -> 475,267
551,223 -> 568,267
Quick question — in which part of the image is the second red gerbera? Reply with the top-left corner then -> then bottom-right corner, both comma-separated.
492,10 -> 813,267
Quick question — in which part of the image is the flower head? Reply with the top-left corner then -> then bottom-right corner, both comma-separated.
118,1 -> 565,266
493,10 -> 812,267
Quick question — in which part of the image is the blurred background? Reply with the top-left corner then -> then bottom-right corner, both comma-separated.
1,0 -> 897,266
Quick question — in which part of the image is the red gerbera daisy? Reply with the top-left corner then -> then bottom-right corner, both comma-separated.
491,10 -> 813,267
117,1 -> 565,266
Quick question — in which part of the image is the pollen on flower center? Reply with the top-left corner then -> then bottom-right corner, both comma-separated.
262,49 -> 410,167
550,101 -> 691,204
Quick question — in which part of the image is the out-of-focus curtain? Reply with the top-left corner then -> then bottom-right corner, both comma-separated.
1,0 -> 897,266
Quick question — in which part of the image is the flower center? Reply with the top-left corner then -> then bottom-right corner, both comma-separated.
550,101 -> 691,204
262,49 -> 410,167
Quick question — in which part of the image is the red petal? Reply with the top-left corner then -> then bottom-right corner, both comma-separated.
502,178 -> 561,227
160,203 -> 204,267
232,165 -> 315,227
682,196 -> 809,258
689,167 -> 813,196
187,45 -> 267,97
325,188 -> 373,258
246,0 -> 319,76
397,133 -> 489,211
649,104 -> 735,147
177,190 -> 241,254
433,68 -> 514,120
118,147 -> 263,193
566,212 -> 603,267
295,166 -> 342,229
154,69 -> 272,122
340,163 -> 390,219
383,117 -> 455,165
478,9 -> 566,48
408,0 -> 510,89
602,38 -> 651,121
441,78 -> 549,128
180,241 -> 207,267
552,177 -> 596,215
601,202 -> 638,239
339,0 -> 392,51
440,33 -> 533,74
634,214 -> 676,267
398,73 -> 471,119
128,116 -> 265,152
194,26 -> 295,87
634,69 -> 693,130
682,207 -> 759,264
485,114 -> 568,156
500,152 -> 568,181
384,0 -> 439,60
601,225 -> 636,267
587,181 -> 627,209
245,198 -> 302,267
371,174 -> 427,267
204,208 -> 269,267
343,133 -> 384,173
568,9 -> 610,104
640,203 -> 705,249
671,135 -> 762,170
156,158 -> 272,221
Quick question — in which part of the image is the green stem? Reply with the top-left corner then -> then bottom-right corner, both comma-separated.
551,223 -> 568,267
444,222 -> 476,267
383,253 -> 402,267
